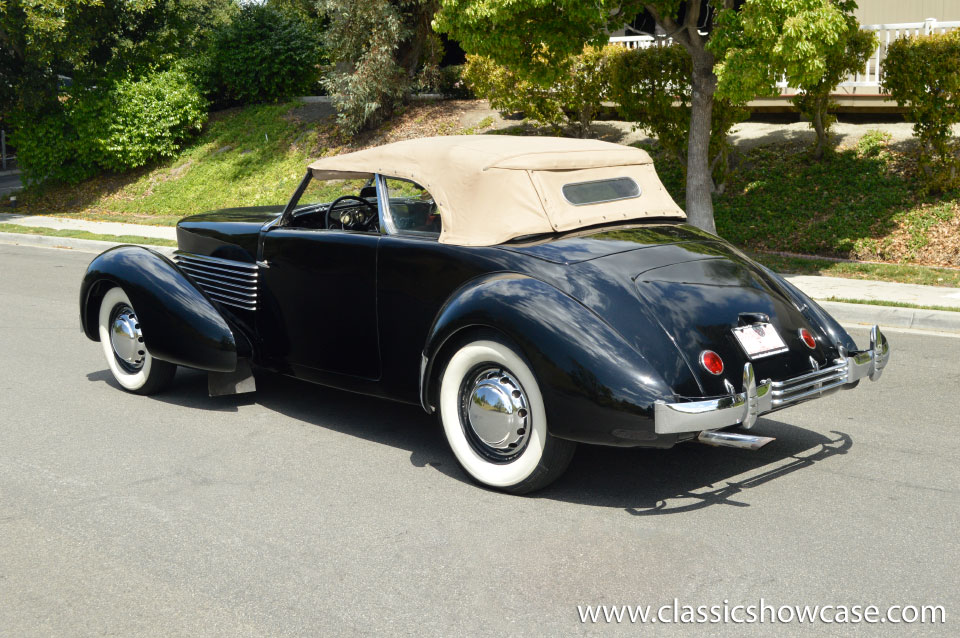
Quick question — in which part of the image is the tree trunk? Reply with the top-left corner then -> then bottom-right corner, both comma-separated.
685,52 -> 718,234
812,100 -> 826,160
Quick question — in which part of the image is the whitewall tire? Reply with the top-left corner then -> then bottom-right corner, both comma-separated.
438,338 -> 576,493
97,287 -> 176,395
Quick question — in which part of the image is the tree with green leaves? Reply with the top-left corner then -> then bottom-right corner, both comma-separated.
712,0 -> 875,159
320,0 -> 441,136
0,0 -> 234,117
1,0 -> 232,184
607,43 -> 746,189
462,45 -> 611,138
205,3 -> 324,105
435,0 -> 735,232
436,0 -> 870,233
266,0 -> 324,21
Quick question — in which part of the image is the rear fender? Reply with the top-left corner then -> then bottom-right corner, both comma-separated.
420,274 -> 675,446
761,267 -> 858,354
80,246 -> 238,372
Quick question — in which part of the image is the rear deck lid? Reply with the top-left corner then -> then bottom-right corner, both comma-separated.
632,249 -> 830,394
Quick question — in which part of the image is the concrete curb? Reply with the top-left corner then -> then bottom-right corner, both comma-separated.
0,232 -> 175,257
819,301 -> 960,334
3,231 -> 958,334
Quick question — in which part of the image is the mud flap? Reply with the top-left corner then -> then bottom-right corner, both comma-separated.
208,359 -> 256,396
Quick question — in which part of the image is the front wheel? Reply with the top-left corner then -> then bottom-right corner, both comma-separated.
438,338 -> 576,494
97,287 -> 176,395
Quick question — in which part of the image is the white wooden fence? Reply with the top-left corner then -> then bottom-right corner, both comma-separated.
609,18 -> 960,93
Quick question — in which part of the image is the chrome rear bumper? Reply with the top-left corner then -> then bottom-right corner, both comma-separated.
654,325 -> 890,435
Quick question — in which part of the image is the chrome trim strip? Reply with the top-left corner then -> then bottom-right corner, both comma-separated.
770,361 -> 846,387
204,292 -> 257,310
179,276 -> 258,299
771,370 -> 846,396
654,325 -> 890,435
173,251 -> 258,270
175,260 -> 259,280
175,265 -> 258,288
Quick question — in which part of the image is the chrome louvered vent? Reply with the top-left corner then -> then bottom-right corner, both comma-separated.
173,251 -> 259,311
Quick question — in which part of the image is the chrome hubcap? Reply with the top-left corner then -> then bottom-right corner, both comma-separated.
460,367 -> 530,461
109,305 -> 145,371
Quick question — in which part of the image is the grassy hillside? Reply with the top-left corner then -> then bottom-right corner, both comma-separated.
15,100 -> 960,277
17,100 -> 490,226
643,135 -> 960,269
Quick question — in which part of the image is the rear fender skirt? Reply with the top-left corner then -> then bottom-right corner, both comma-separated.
80,246 -> 239,372
420,273 -> 674,446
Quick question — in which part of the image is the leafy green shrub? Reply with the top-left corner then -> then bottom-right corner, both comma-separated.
436,65 -> 473,99
856,129 -> 892,157
607,44 -> 747,187
882,30 -> 960,190
12,68 -> 206,185
204,4 -> 323,105
10,107 -> 97,185
75,68 -> 207,172
462,45 -> 611,137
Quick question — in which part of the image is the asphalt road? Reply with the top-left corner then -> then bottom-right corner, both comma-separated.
1,243 -> 958,637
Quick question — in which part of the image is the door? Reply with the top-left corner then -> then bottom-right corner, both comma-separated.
258,228 -> 381,379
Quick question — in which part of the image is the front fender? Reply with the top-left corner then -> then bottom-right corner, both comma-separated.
80,245 -> 238,372
421,274 -> 677,447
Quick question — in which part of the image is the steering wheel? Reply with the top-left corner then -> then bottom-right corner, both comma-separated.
326,195 -> 378,230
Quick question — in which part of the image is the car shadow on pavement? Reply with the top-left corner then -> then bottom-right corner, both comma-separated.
91,366 -> 466,479
249,371 -> 459,477
87,368 -> 256,412
541,423 -> 852,515
87,366 -> 854,506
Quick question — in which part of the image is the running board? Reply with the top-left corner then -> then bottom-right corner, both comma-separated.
696,430 -> 775,450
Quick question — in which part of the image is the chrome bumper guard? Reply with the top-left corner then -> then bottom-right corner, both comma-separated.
654,325 -> 890,435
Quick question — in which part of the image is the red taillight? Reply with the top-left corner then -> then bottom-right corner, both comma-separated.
799,328 -> 817,349
700,350 -> 724,375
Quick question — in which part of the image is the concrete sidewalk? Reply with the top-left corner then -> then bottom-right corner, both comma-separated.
785,274 -> 960,309
1,213 -> 958,333
0,212 -> 177,240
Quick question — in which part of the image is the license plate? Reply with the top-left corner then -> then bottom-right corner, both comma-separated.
732,322 -> 788,359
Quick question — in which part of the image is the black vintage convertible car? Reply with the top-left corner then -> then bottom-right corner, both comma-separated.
80,136 -> 889,493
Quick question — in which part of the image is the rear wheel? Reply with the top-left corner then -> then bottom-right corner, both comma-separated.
97,287 -> 176,395
438,338 -> 576,494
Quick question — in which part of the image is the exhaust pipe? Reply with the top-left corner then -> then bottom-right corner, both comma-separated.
697,430 -> 775,450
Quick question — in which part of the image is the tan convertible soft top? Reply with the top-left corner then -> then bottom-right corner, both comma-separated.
308,135 -> 685,246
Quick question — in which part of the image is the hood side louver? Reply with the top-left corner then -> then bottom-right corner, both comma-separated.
173,251 -> 258,311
